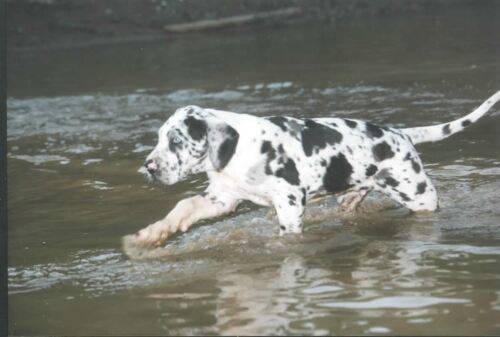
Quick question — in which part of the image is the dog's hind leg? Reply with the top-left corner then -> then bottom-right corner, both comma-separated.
336,188 -> 371,212
374,165 -> 439,212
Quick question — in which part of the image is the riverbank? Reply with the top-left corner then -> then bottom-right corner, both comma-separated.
7,0 -> 496,51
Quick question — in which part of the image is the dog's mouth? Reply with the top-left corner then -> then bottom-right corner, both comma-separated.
138,166 -> 177,186
137,166 -> 162,184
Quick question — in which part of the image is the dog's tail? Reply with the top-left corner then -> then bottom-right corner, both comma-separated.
402,91 -> 500,145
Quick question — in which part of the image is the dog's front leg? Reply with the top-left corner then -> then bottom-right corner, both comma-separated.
125,193 -> 239,248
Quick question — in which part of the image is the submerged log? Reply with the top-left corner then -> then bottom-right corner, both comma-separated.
164,7 -> 303,33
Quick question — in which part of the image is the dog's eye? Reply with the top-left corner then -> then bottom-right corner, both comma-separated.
172,136 -> 181,144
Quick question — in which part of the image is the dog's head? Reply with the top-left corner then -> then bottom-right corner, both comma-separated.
140,106 -> 239,185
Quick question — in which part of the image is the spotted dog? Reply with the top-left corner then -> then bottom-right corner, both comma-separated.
123,91 -> 500,249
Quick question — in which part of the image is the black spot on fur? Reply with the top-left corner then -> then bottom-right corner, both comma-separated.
261,141 -> 274,155
261,141 -> 276,175
385,176 -> 399,187
442,124 -> 451,135
275,159 -> 300,186
267,116 -> 289,132
462,119 -> 471,127
411,160 -> 421,173
320,159 -> 327,167
280,225 -> 286,231
344,119 -> 357,128
416,182 -> 427,195
301,119 -> 343,156
404,152 -> 412,161
323,153 -> 353,193
366,164 -> 378,177
216,126 -> 239,170
372,142 -> 395,161
399,192 -> 411,201
261,141 -> 300,185
301,188 -> 306,206
184,116 -> 207,141
366,122 -> 384,138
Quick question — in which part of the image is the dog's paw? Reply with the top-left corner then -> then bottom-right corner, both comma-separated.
121,234 -> 166,260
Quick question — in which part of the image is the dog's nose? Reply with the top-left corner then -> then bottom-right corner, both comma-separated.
144,159 -> 158,174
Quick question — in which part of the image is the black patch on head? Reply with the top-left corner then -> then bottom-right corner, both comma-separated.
344,119 -> 357,128
365,164 -> 378,177
462,119 -> 471,127
366,122 -> 384,138
267,116 -> 289,132
416,182 -> 427,195
275,159 -> 300,186
184,116 -> 207,141
216,125 -> 239,170
301,119 -> 343,156
442,124 -> 451,135
323,153 -> 353,193
399,192 -> 411,202
372,142 -> 395,161
385,176 -> 399,187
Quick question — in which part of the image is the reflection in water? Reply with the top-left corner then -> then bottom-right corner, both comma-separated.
215,255 -> 331,335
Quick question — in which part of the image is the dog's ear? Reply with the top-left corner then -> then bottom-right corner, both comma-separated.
207,122 -> 239,171
184,115 -> 208,141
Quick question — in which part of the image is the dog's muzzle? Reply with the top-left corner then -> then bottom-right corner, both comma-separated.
144,159 -> 158,175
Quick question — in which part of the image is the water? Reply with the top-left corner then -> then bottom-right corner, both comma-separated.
7,7 -> 500,335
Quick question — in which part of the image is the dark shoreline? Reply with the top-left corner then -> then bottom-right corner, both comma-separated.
7,0 -> 497,52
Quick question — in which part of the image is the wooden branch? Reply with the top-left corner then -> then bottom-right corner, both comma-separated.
164,7 -> 303,33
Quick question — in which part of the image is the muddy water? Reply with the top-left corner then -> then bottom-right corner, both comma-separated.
7,7 -> 500,336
